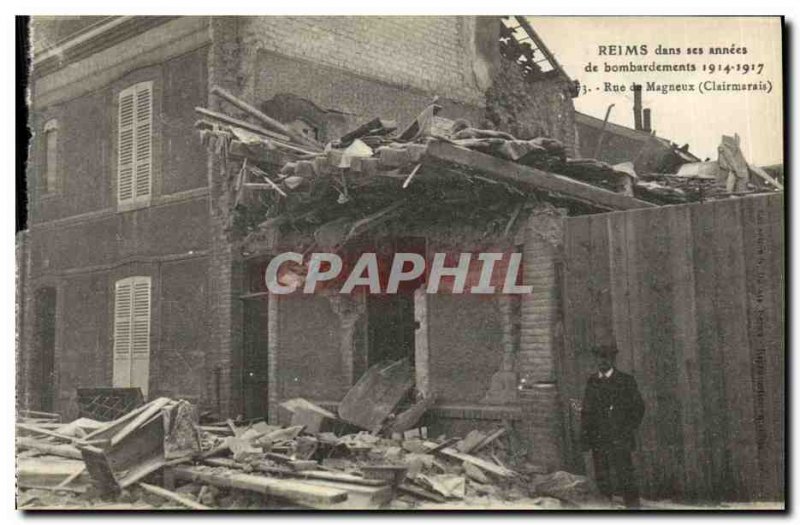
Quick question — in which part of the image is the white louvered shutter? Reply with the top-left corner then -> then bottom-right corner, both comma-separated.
133,82 -> 153,201
117,87 -> 135,204
112,277 -> 151,398
112,279 -> 133,388
130,278 -> 151,397
117,82 -> 152,206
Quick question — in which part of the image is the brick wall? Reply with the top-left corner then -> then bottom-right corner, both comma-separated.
20,26 -> 215,417
242,17 -> 483,106
516,205 -> 567,470
427,294 -> 505,405
204,17 -> 244,418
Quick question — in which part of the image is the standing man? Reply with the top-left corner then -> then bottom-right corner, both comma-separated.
580,345 -> 645,508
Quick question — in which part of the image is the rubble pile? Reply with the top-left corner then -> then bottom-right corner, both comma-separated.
16,362 -> 608,510
196,89 -> 782,240
193,86 -> 654,253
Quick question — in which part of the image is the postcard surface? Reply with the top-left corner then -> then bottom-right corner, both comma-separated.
16,16 -> 784,511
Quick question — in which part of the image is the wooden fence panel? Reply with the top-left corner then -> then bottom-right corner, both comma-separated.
561,194 -> 784,502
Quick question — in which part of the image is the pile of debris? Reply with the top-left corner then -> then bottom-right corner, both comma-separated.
194,86 -> 652,255
16,361 -> 609,510
196,87 -> 784,248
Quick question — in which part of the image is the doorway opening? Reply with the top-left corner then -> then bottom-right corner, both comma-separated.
32,286 -> 56,412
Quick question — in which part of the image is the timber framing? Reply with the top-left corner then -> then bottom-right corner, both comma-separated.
424,141 -> 657,211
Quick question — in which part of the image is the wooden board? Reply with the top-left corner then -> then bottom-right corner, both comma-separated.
170,465 -> 348,507
424,141 -> 657,211
337,358 -> 414,431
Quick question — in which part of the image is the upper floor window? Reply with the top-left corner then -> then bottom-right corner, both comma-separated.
43,119 -> 58,193
117,81 -> 153,208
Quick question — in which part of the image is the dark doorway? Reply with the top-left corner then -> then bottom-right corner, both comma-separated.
242,296 -> 269,419
367,292 -> 415,366
241,255 -> 272,420
365,237 -> 425,367
33,287 -> 56,412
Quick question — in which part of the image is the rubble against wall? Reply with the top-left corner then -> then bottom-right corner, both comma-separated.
485,57 -> 577,157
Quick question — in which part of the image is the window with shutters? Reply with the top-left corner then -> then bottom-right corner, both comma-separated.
43,119 -> 58,193
117,81 -> 153,208
113,276 -> 151,398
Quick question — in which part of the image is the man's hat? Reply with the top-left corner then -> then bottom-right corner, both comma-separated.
592,345 -> 619,358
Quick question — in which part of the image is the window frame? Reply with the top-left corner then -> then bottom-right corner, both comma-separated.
116,80 -> 153,210
42,119 -> 59,194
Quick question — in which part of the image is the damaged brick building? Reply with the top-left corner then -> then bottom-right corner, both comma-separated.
19,16 -> 582,469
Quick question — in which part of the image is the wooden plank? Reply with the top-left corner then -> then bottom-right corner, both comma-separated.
712,199 -> 759,501
471,428 -> 507,453
562,216 -> 594,473
16,423 -> 80,443
741,194 -> 784,500
666,204 -> 707,501
399,482 -> 446,502
690,201 -> 730,501
763,194 -> 785,501
588,213 -> 614,346
16,437 -> 83,460
138,482 -> 211,510
195,107 -> 292,142
631,206 -> 675,497
205,457 -> 387,487
424,142 -> 657,211
564,217 -> 594,369
291,479 -> 393,509
81,400 -> 154,441
210,86 -> 322,151
624,207 -> 656,497
110,397 -> 171,446
427,444 -> 515,478
170,465 -> 348,507
337,358 -> 414,432
606,211 -> 634,373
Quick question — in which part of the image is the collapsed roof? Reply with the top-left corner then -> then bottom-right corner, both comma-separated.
195,87 -> 780,256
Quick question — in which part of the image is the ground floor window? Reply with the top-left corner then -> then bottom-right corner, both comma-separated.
112,276 -> 152,398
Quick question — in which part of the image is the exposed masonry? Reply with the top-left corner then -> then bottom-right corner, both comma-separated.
241,16 -> 485,106
486,57 -> 577,156
517,206 -> 567,469
206,17 -> 244,417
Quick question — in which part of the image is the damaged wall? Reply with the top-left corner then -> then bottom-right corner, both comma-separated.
485,57 -> 577,157
427,295 -> 505,405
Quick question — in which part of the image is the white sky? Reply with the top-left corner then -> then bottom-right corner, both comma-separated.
531,17 -> 784,166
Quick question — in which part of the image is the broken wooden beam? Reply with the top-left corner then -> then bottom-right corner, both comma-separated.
205,457 -> 387,487
138,482 -> 211,510
211,86 -> 322,152
424,141 -> 657,211
424,441 -> 516,478
471,427 -> 507,453
16,423 -> 81,443
16,437 -> 83,460
194,107 -> 291,142
170,464 -> 348,507
398,482 -> 446,503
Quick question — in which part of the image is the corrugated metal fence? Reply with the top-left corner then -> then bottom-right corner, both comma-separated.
559,193 -> 784,502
